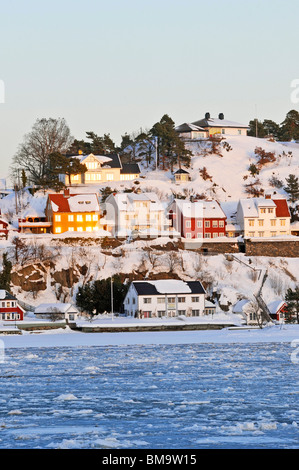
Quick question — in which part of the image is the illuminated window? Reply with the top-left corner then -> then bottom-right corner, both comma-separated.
258,220 -> 264,226
68,227 -> 74,232
68,215 -> 74,222
86,215 -> 92,222
271,219 -> 276,226
55,215 -> 61,222
77,227 -> 83,232
55,227 -> 61,233
212,221 -> 218,227
106,174 -> 114,181
92,214 -> 98,221
280,219 -> 286,226
86,227 -> 92,232
219,220 -> 225,227
77,215 -> 83,222
205,221 -> 210,228
249,219 -> 255,226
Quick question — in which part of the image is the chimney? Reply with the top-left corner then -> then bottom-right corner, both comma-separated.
64,188 -> 70,198
265,193 -> 272,199
205,112 -> 210,120
218,113 -> 224,120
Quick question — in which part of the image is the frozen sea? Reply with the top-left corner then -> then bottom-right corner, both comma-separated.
0,337 -> 299,449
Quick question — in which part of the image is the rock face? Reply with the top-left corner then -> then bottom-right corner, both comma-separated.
11,263 -> 47,292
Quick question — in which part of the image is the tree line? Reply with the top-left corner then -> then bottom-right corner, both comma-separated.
248,109 -> 299,141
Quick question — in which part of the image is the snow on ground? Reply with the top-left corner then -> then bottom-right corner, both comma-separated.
1,322 -> 299,349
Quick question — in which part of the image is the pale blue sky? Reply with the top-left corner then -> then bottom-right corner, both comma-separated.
1,0 -> 299,181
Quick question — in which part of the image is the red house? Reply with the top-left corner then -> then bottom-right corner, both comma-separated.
0,212 -> 9,238
168,199 -> 227,239
0,290 -> 24,321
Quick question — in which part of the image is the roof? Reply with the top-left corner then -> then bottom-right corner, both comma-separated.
172,199 -> 226,219
273,199 -> 291,218
232,299 -> 250,313
0,290 -> 17,301
175,123 -> 207,133
267,300 -> 286,314
35,303 -> 79,314
174,169 -> 190,175
109,192 -> 164,212
74,153 -> 122,169
131,280 -> 206,296
48,193 -> 100,213
120,163 -> 141,174
238,197 -> 290,218
191,117 -> 249,129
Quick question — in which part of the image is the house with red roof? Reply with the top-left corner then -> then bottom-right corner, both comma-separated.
236,194 -> 291,238
45,189 -> 105,235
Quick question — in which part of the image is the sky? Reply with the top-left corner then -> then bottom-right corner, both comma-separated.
0,0 -> 299,182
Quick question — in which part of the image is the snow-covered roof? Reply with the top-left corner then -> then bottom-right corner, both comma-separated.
110,192 -> 164,212
48,193 -> 100,213
35,303 -> 78,314
173,199 -> 226,219
192,117 -> 249,129
232,299 -> 250,313
238,197 -> 277,218
131,280 -> 206,296
175,123 -> 207,133
79,154 -> 113,165
267,300 -> 286,314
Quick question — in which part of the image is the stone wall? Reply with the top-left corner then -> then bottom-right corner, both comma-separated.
245,239 -> 299,257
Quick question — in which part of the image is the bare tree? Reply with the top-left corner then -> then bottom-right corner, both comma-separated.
11,118 -> 74,186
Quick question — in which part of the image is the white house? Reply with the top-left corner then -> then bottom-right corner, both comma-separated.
35,303 -> 79,322
236,195 -> 291,238
191,113 -> 249,137
104,192 -> 179,238
123,279 -> 206,318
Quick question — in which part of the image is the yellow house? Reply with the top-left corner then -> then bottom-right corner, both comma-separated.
45,190 -> 102,234
60,153 -> 140,185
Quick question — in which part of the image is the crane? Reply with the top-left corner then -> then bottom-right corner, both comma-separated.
225,254 -> 273,324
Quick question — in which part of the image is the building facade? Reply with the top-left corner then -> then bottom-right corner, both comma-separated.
0,290 -> 24,321
168,199 -> 227,239
123,280 -> 206,318
45,190 -> 103,234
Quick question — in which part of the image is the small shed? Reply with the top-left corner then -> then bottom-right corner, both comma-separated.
35,303 -> 79,322
174,169 -> 191,183
204,300 -> 216,315
267,300 -> 287,322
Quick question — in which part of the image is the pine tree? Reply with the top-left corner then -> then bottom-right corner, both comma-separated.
284,174 -> 299,203
285,287 -> 299,323
0,253 -> 12,292
279,110 -> 299,141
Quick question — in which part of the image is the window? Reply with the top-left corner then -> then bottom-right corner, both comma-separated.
280,219 -> 286,226
186,220 -> 191,228
168,297 -> 175,303
205,221 -> 210,228
77,215 -> 83,222
68,227 -> 74,232
219,220 -> 224,227
260,208 -> 266,214
258,220 -> 264,226
271,219 -> 276,226
258,231 -> 264,237
178,310 -> 186,315
55,215 -> 61,222
205,233 -> 211,238
157,311 -> 165,317
212,220 -> 218,228
178,297 -> 186,303
186,233 -> 192,239
93,214 -> 98,221
77,227 -> 83,232
268,208 -> 274,213
86,227 -> 92,232
55,227 -> 61,233
249,231 -> 255,237
221,129 -> 225,134
68,215 -> 74,222
192,297 -> 199,303
197,233 -> 202,238
270,232 -> 277,237
197,220 -> 202,228
86,215 -> 92,221
212,232 -> 218,238
249,219 -> 255,226
192,310 -> 200,316
143,298 -> 151,304
106,173 -> 114,181
238,129 -> 242,135
157,298 -> 165,304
